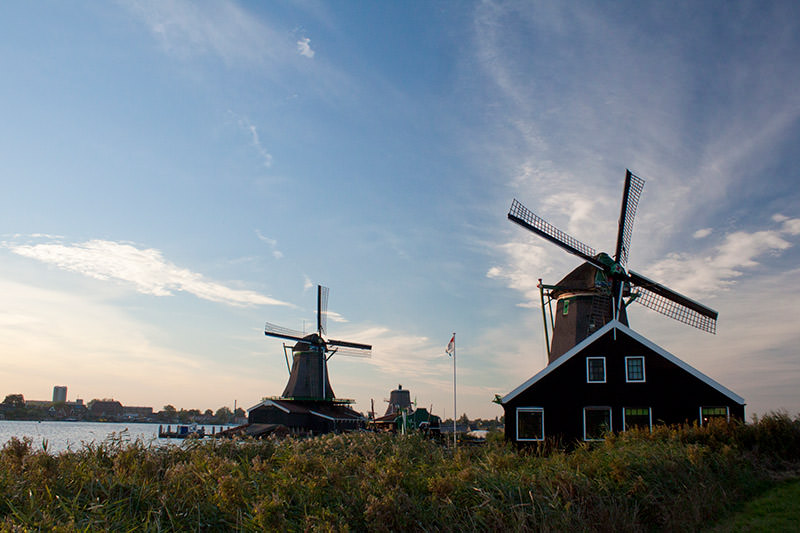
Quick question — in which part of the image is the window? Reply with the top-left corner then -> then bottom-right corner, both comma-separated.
583,407 -> 612,441
623,407 -> 652,431
700,406 -> 729,426
625,356 -> 645,382
586,357 -> 606,383
517,407 -> 544,441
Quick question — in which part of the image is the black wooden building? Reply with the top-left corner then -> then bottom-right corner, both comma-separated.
247,398 -> 364,435
501,320 -> 745,443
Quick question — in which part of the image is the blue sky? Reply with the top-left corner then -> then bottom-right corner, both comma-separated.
1,1 -> 798,420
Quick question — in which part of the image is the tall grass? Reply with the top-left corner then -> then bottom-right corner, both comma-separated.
1,413 -> 798,531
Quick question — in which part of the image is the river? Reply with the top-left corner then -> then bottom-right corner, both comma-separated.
0,420 -> 233,454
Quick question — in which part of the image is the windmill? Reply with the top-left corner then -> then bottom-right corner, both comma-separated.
508,169 -> 718,362
264,285 -> 372,401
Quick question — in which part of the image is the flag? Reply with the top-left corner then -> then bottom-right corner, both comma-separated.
446,334 -> 455,356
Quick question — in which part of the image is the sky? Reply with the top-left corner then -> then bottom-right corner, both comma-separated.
1,1 -> 799,420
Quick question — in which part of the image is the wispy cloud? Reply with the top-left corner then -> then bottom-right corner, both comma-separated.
124,0 -> 289,66
4,238 -> 290,308
490,216 -> 800,306
234,115 -> 273,168
644,216 -> 799,297
297,37 -> 315,59
255,230 -> 283,259
325,310 -> 347,324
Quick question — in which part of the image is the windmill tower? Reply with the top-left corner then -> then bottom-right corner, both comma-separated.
264,285 -> 372,401
248,285 -> 371,435
508,170 -> 718,362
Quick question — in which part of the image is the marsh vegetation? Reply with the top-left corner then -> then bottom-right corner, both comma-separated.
1,413 -> 798,531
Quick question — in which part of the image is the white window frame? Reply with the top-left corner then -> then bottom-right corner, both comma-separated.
583,406 -> 612,441
516,407 -> 545,441
699,406 -> 729,426
625,356 -> 646,383
622,406 -> 652,432
586,357 -> 606,383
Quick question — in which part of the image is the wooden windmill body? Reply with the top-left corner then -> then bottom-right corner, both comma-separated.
501,170 -> 743,444
247,285 -> 372,434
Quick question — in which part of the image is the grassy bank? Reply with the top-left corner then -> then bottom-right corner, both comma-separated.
1,413 -> 798,531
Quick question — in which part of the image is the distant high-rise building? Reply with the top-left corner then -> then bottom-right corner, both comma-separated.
53,386 -> 67,403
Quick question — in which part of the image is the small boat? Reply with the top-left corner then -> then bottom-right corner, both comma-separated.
158,423 -> 206,439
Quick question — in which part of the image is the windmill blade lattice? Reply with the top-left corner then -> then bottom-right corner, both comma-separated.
318,285 -> 329,335
508,199 -> 601,268
329,345 -> 372,358
614,170 -> 645,266
264,322 -> 306,342
628,270 -> 718,334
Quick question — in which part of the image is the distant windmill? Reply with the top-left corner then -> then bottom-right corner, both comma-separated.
264,285 -> 372,401
508,170 -> 718,361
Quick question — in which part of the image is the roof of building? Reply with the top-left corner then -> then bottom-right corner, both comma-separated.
247,398 -> 364,421
501,319 -> 745,405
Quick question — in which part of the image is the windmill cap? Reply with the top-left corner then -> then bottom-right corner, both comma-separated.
550,262 -> 610,297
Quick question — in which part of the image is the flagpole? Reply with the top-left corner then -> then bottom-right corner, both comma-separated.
452,332 -> 457,449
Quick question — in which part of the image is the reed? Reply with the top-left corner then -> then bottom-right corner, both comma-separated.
1,412 -> 797,531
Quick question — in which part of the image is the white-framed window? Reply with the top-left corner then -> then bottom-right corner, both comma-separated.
583,406 -> 612,441
699,406 -> 729,426
625,356 -> 646,383
516,407 -> 544,441
622,407 -> 652,432
586,357 -> 606,383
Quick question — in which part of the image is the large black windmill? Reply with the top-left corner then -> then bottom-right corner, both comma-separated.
508,170 -> 718,362
264,285 -> 372,401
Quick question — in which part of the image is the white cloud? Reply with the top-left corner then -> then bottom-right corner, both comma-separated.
125,0 -> 288,66
234,115 -> 273,168
4,239 -> 290,308
492,217 -> 799,307
255,230 -> 283,259
325,310 -> 348,324
297,37 -> 315,58
0,278 -> 277,410
487,240 -> 572,308
781,218 -> 800,236
303,276 -> 314,291
693,228 -> 712,239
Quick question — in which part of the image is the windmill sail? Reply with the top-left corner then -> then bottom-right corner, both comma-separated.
317,285 -> 329,336
628,270 -> 718,333
508,199 -> 602,269
264,322 -> 306,343
614,170 -> 645,266
507,169 -> 718,363
264,284 -> 372,401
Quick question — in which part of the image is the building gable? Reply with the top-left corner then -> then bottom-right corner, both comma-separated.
502,320 -> 744,406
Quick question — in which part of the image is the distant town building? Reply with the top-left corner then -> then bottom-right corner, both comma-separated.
53,386 -> 67,403
123,406 -> 153,420
88,399 -> 124,419
25,400 -> 52,409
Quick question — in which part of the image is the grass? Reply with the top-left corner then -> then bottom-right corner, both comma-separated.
0,413 -> 798,531
706,477 -> 800,532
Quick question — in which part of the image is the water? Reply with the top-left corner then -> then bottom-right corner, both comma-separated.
0,420 -> 232,454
